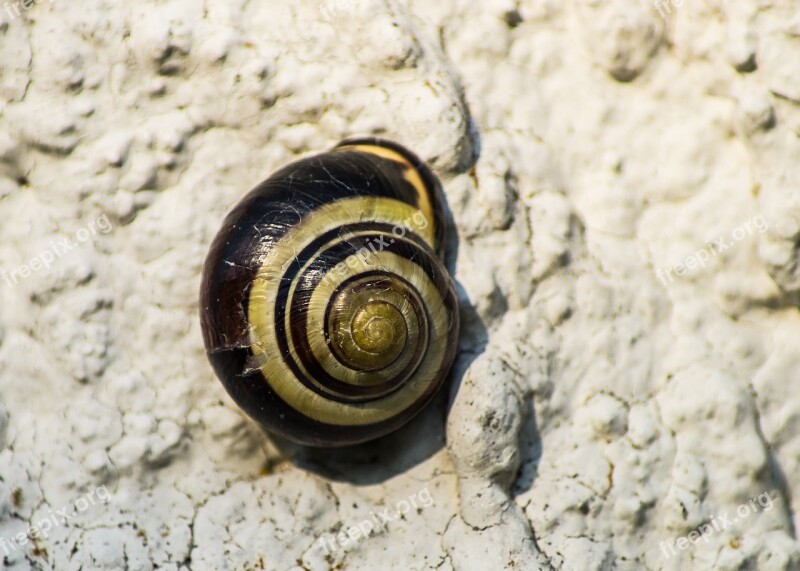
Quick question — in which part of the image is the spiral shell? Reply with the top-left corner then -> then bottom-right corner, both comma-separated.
199,138 -> 459,447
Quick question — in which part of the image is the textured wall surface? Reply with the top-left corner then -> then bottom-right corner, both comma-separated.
0,0 -> 799,569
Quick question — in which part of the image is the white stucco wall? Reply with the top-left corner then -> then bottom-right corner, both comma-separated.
0,0 -> 799,569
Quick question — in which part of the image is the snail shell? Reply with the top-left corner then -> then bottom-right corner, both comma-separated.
199,138 -> 460,447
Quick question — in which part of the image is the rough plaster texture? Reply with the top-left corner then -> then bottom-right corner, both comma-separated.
0,0 -> 799,569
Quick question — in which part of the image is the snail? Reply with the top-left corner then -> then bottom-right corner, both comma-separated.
199,138 -> 460,447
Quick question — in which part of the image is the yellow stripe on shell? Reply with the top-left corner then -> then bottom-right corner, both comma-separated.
336,144 -> 436,248
279,227 -> 424,392
248,196 -> 451,426
275,205 -> 429,396
304,256 -> 428,389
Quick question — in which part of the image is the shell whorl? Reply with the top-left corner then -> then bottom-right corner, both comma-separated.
200,138 -> 459,447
